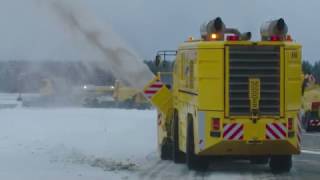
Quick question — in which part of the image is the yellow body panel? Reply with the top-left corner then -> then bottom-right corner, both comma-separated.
197,49 -> 224,110
285,47 -> 302,111
147,40 -> 302,157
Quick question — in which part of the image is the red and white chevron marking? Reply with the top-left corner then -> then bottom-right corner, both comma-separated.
266,123 -> 287,140
309,119 -> 320,127
223,123 -> 244,140
144,81 -> 163,99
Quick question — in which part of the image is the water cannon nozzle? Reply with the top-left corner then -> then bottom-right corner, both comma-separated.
241,32 -> 252,41
276,18 -> 286,31
213,17 -> 224,32
260,18 -> 288,40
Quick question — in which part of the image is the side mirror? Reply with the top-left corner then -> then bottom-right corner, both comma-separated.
155,54 -> 161,67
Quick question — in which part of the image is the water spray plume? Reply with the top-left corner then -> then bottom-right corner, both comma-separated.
45,0 -> 154,89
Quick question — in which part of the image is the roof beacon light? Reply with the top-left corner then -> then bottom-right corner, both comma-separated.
211,33 -> 218,40
286,35 -> 293,41
270,35 -> 281,41
187,36 -> 194,42
227,35 -> 240,41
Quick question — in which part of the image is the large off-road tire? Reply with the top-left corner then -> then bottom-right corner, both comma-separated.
186,117 -> 209,171
160,138 -> 172,160
269,155 -> 292,173
172,112 -> 185,163
250,156 -> 269,164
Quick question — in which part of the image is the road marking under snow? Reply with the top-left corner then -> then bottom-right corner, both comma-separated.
302,150 -> 320,155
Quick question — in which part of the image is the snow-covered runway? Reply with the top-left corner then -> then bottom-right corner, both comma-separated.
1,107 -> 320,180
0,108 -> 157,180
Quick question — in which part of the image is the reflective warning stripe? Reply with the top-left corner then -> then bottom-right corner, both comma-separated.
223,123 -> 244,141
266,123 -> 287,140
150,83 -> 163,88
144,81 -> 163,99
144,90 -> 158,94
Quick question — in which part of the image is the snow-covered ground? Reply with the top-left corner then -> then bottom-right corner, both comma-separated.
0,107 -> 157,180
0,93 -> 42,109
2,94 -> 320,180
0,94 -> 271,180
0,93 -> 20,108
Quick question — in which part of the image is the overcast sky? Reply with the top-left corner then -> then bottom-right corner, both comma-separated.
0,0 -> 319,62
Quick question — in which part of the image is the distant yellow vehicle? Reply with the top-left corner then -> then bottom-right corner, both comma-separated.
112,80 -> 150,109
83,80 -> 150,109
144,17 -> 302,172
301,75 -> 320,131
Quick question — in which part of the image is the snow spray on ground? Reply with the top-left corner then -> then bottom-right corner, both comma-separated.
44,0 -> 154,89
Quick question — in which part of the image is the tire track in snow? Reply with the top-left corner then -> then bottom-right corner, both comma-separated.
138,160 -> 167,179
137,156 -> 205,180
193,171 -> 206,180
135,154 -> 320,180
148,161 -> 172,180
179,166 -> 203,180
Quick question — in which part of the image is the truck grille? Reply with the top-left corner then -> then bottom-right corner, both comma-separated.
228,46 -> 280,116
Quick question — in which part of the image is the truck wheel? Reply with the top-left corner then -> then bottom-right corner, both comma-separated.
269,155 -> 292,173
186,117 -> 209,171
250,156 -> 269,164
172,113 -> 185,163
160,138 -> 172,160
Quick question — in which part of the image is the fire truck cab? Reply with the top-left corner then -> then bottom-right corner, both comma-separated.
144,17 -> 302,172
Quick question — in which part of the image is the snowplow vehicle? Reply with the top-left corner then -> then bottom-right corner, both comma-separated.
144,17 -> 302,172
82,80 -> 150,109
301,75 -> 320,131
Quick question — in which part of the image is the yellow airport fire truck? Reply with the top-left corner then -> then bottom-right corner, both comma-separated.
144,17 -> 302,172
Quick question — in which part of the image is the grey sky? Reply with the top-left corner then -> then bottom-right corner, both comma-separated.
0,0 -> 318,62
